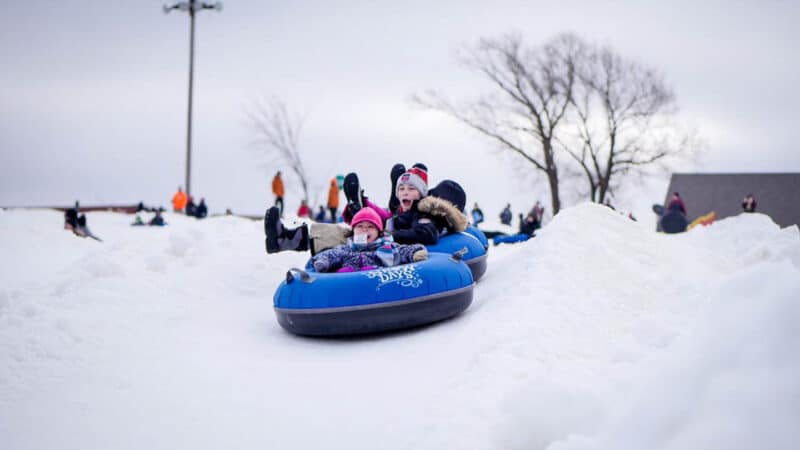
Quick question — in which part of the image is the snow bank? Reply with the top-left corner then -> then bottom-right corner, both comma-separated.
1,204 -> 798,450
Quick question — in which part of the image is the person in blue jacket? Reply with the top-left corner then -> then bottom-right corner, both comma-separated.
471,202 -> 484,226
499,204 -> 512,225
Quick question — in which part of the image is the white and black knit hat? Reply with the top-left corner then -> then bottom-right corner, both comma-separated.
395,167 -> 429,197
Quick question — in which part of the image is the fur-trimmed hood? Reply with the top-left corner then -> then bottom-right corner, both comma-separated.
417,196 -> 468,233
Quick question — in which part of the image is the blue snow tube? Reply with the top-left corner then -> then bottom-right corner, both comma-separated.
273,253 -> 474,336
464,225 -> 490,251
426,228 -> 488,282
493,233 -> 532,245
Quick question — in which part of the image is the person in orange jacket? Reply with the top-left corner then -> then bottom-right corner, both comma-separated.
272,171 -> 285,217
172,187 -> 187,212
327,177 -> 340,223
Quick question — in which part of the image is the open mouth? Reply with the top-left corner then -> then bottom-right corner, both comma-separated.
401,199 -> 413,210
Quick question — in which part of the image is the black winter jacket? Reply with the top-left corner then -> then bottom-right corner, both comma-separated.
389,201 -> 440,246
388,196 -> 469,246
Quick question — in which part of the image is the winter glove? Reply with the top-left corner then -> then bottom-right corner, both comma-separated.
412,248 -> 428,262
313,259 -> 330,273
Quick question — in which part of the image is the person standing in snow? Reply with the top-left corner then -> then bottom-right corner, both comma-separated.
172,187 -> 187,213
297,199 -> 311,218
327,177 -> 340,223
499,204 -> 512,225
185,196 -> 197,217
471,202 -> 484,226
742,194 -> 757,213
195,198 -> 208,219
272,171 -> 285,217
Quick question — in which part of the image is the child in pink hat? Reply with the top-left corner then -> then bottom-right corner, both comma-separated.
308,208 -> 428,273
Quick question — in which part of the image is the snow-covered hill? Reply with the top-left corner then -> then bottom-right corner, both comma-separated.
1,205 -> 798,450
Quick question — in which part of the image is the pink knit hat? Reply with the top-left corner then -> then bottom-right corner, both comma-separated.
351,207 -> 383,232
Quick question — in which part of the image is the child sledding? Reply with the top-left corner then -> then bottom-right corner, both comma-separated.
264,164 -> 469,257
269,164 -> 480,337
308,208 -> 428,273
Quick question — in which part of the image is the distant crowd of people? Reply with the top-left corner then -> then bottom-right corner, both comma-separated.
132,204 -> 166,227
171,187 -> 208,219
271,171 -> 343,224
271,170 -> 553,241
131,186 -> 209,227
62,171 -> 764,244
664,191 -> 759,217
655,191 -> 760,234
263,161 -> 480,275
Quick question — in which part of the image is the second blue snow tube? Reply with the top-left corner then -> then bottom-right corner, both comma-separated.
426,226 -> 488,282
464,225 -> 490,251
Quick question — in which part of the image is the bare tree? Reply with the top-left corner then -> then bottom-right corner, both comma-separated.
247,97 -> 311,204
413,33 -> 582,214
559,45 -> 696,203
415,32 -> 701,214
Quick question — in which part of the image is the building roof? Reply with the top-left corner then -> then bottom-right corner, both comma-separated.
662,173 -> 800,229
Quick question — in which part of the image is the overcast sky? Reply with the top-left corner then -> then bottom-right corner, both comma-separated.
2,1 -> 798,224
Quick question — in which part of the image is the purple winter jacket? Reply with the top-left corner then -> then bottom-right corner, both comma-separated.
308,238 -> 425,273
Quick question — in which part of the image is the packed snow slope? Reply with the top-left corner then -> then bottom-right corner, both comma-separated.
1,204 -> 799,450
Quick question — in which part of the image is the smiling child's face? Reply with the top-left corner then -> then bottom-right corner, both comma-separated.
353,221 -> 379,243
397,184 -> 421,212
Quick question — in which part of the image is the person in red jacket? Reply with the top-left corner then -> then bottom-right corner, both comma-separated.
297,199 -> 310,218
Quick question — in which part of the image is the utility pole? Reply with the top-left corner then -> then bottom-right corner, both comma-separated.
164,0 -> 222,197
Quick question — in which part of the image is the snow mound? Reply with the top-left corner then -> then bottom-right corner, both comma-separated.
1,205 -> 798,450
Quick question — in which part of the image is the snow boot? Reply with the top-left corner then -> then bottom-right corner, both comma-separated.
265,206 -> 310,253
281,224 -> 309,252
264,207 -> 284,253
388,163 -> 406,214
